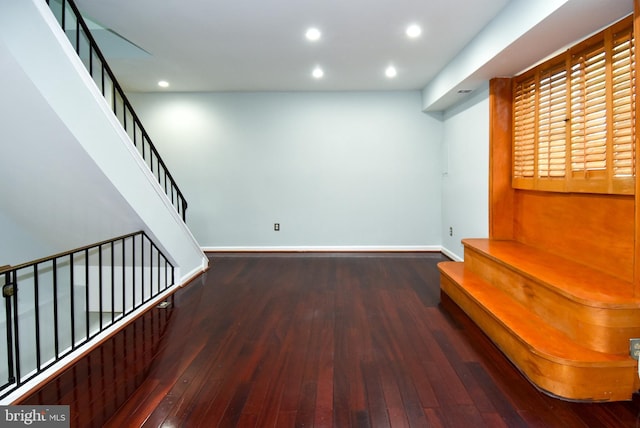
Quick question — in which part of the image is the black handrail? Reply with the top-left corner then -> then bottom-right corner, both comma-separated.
44,0 -> 188,221
0,231 -> 175,399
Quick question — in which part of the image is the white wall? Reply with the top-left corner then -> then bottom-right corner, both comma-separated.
130,91 -> 443,250
440,85 -> 490,260
0,210 -> 54,266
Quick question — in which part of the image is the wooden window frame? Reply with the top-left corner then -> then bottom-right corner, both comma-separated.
512,16 -> 635,195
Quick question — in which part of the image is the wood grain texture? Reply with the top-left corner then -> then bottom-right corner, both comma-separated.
635,0 -> 640,297
489,77 -> 515,240
19,253 -> 640,427
462,239 -> 637,305
460,239 -> 640,356
513,190 -> 634,282
439,262 -> 638,401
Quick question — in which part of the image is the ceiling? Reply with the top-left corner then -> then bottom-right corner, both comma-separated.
73,0 -> 633,104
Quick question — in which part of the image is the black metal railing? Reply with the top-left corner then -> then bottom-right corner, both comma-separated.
0,231 -> 175,399
44,0 -> 188,221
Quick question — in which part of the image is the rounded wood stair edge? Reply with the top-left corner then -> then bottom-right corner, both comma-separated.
438,261 -> 639,402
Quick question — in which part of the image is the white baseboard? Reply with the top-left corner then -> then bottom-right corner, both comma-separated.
441,246 -> 463,261
202,245 -> 443,253
177,257 -> 209,287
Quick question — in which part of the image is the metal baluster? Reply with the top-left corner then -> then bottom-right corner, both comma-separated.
132,235 -> 137,310
89,44 -> 93,77
11,270 -> 21,388
141,235 -> 145,304
70,253 -> 75,349
101,63 -> 105,95
61,0 -> 66,32
3,271 -> 16,385
111,241 -> 115,324
34,265 -> 41,371
133,122 -> 137,147
98,245 -> 103,332
164,258 -> 168,290
156,245 -> 160,295
75,15 -> 80,54
53,258 -> 59,359
121,237 -> 126,317
84,249 -> 90,340
149,237 -> 153,301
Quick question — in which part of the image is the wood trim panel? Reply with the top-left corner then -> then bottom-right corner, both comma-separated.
513,190 -> 634,282
634,0 -> 640,296
489,78 -> 515,239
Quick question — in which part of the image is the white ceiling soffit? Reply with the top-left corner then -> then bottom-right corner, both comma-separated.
422,0 -> 633,112
71,0 -> 633,112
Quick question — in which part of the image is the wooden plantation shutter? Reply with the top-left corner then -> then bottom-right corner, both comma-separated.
512,63 -> 568,191
538,62 -> 567,182
611,25 -> 636,192
512,15 -> 635,195
513,75 -> 536,184
569,39 -> 608,189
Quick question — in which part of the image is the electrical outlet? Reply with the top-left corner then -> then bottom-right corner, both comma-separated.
449,226 -> 453,237
630,338 -> 640,360
274,223 -> 280,231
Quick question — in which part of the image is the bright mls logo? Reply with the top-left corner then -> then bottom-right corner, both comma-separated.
1,406 -> 69,427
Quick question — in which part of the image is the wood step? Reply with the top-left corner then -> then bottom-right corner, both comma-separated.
439,261 -> 639,402
461,239 -> 640,355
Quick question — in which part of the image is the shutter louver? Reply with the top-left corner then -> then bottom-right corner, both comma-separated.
513,76 -> 536,183
571,41 -> 607,179
611,28 -> 635,183
538,64 -> 567,179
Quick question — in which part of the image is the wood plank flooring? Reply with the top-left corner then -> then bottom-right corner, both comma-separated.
19,253 -> 640,427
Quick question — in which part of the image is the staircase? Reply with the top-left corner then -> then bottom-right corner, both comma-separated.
439,238 -> 640,401
0,0 -> 208,277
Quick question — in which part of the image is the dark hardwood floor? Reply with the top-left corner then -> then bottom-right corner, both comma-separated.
19,253 -> 640,427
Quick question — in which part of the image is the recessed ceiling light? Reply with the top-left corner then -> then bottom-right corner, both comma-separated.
306,27 -> 321,41
158,80 -> 169,88
385,66 -> 397,78
312,67 -> 324,79
406,24 -> 422,39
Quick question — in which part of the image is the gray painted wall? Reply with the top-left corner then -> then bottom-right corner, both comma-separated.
441,86 -> 490,260
130,91 -> 444,250
1,0 -> 491,261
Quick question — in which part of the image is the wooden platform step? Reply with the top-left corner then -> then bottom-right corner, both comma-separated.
439,261 -> 639,402
461,239 -> 640,355
463,238 -> 637,305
